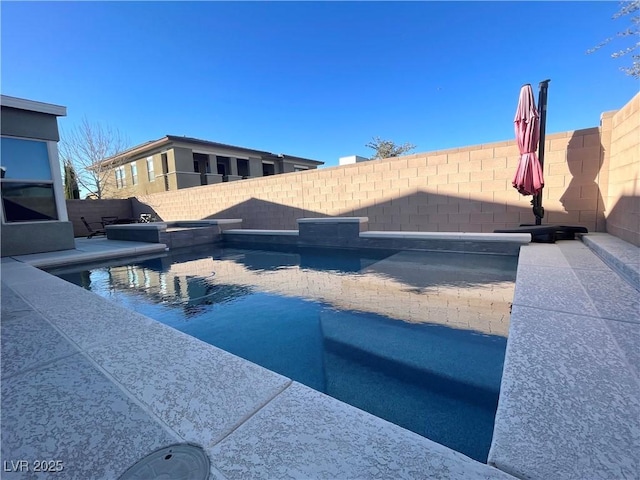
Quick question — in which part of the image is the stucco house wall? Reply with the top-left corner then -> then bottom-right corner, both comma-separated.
100,136 -> 324,199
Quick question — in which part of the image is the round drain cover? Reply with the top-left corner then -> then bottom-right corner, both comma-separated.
119,443 -> 210,480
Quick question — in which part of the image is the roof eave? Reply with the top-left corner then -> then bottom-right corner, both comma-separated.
1,95 -> 67,117
98,136 -> 171,167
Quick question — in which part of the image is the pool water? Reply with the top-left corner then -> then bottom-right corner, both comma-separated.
51,245 -> 517,462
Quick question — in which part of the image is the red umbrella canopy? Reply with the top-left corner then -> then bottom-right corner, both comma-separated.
512,84 -> 544,196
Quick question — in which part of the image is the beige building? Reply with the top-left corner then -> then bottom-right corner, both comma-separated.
99,135 -> 324,198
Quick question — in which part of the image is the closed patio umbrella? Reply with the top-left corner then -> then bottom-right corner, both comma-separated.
512,83 -> 544,197
498,80 -> 587,239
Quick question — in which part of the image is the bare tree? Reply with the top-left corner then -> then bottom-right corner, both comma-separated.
366,136 -> 416,160
59,117 -> 130,199
588,0 -> 639,78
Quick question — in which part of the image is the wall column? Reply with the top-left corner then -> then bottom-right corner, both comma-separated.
229,157 -> 239,176
248,157 -> 263,177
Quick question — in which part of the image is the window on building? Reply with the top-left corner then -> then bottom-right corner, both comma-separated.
262,162 -> 275,176
0,136 -> 58,222
216,156 -> 229,176
161,153 -> 169,191
131,163 -> 138,185
193,153 -> 210,186
2,183 -> 57,222
147,156 -> 155,182
115,166 -> 126,188
237,159 -> 249,178
294,165 -> 309,172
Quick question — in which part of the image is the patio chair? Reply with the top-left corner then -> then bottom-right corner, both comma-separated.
101,216 -> 119,225
80,216 -> 106,239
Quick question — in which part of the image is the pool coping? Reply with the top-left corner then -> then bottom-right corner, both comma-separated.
223,228 -> 531,256
487,236 -> 639,479
361,231 -> 531,242
1,241 -> 513,479
7,238 -> 168,269
1,233 -> 638,479
224,229 -> 300,236
222,230 -> 531,242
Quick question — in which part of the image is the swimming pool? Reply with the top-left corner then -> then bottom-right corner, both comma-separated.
51,245 -> 517,462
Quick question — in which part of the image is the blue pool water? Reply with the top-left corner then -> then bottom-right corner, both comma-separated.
51,245 -> 517,462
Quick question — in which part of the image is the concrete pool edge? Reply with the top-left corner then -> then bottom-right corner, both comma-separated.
2,247 -> 514,478
2,234 -> 637,479
487,237 -> 640,479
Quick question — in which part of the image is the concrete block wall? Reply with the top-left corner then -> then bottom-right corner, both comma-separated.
66,199 -> 133,237
601,92 -> 639,246
133,131 -> 604,234
103,93 -> 636,242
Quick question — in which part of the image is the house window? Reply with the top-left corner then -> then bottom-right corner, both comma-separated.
161,153 -> 169,191
115,166 -> 126,188
262,162 -> 275,176
237,159 -> 249,178
130,163 -> 138,185
0,136 -> 58,222
2,182 -> 57,222
146,156 -> 155,182
216,156 -> 229,176
294,165 -> 309,172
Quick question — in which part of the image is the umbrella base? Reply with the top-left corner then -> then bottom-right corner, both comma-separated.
493,225 -> 588,243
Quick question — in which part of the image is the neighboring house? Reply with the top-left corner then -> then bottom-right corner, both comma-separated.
97,135 -> 324,199
0,95 -> 74,256
339,155 -> 370,166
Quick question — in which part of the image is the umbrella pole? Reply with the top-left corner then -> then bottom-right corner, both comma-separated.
533,79 -> 551,225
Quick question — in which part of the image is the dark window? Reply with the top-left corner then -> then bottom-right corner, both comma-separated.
237,159 -> 249,178
262,163 -> 275,176
161,153 -> 169,191
193,153 -> 210,186
1,136 -> 58,223
2,182 -> 58,222
216,156 -> 230,176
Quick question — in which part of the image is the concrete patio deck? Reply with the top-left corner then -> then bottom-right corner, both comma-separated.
1,234 -> 638,479
488,233 -> 639,479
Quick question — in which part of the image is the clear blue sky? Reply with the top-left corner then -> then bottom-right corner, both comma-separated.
2,1 -> 637,167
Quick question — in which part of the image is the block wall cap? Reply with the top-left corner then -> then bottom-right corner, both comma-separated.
224,229 -> 299,236
106,223 -> 167,231
169,219 -> 243,225
297,217 -> 369,224
361,231 -> 531,243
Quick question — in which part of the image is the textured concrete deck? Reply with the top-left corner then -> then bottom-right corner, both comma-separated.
488,236 -> 639,480
1,234 -> 637,479
9,237 -> 167,269
582,232 -> 640,290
